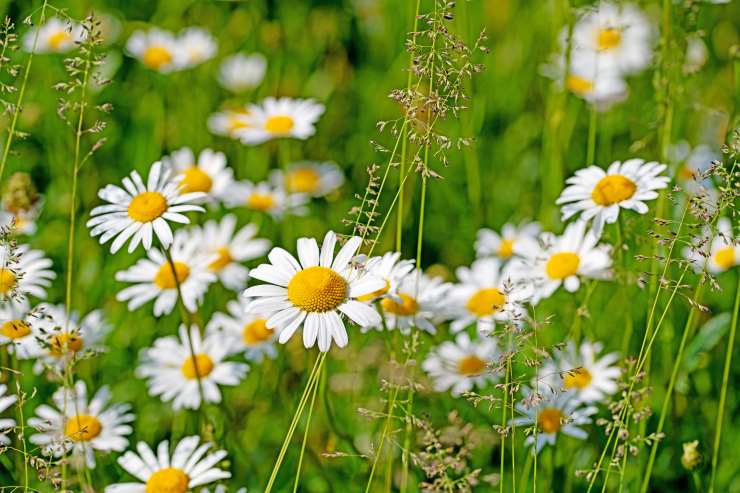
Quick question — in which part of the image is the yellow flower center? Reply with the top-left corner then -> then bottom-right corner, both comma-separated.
48,30 -> 71,50
356,279 -> 390,302
64,414 -> 102,442
154,261 -> 190,290
208,247 -> 233,272
142,45 -> 173,70
49,333 -> 84,356
286,168 -> 321,193
247,193 -> 276,212
563,367 -> 593,390
145,467 -> 190,493
498,239 -> 514,258
679,164 -> 695,181
537,407 -> 564,434
181,353 -> 215,380
128,191 -> 168,223
545,252 -> 580,280
264,115 -> 295,134
466,288 -> 506,317
243,319 -> 273,345
591,174 -> 637,206
287,266 -> 348,313
0,268 -> 17,295
381,293 -> 419,316
179,167 -> 213,194
566,75 -> 595,95
596,28 -> 622,51
457,355 -> 486,376
0,320 -> 31,339
713,246 -> 736,270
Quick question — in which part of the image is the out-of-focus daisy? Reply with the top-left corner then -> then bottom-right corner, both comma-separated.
475,222 -> 540,261
105,435 -> 230,492
556,159 -> 669,238
207,298 -> 277,362
684,217 -> 739,273
0,243 -> 55,302
270,161 -> 345,197
223,180 -> 308,218
669,142 -> 720,196
0,206 -> 39,235
28,380 -> 134,468
448,258 -> 532,335
566,55 -> 627,109
125,28 -> 184,73
218,53 -> 267,93
0,384 -> 16,445
683,34 -> 708,74
23,17 -> 84,54
115,230 -> 216,316
513,221 -> 612,303
539,341 -> 620,403
243,231 -> 385,352
0,300 -> 43,359
87,161 -> 205,253
422,332 -> 501,396
137,325 -> 248,410
1,172 -> 41,235
511,387 -> 597,454
355,251 -> 415,303
237,97 -> 325,145
207,107 -> 252,139
161,147 -> 234,201
178,27 -> 217,68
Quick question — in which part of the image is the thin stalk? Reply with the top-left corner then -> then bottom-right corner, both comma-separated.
292,360 -> 322,493
499,360 -> 509,493
586,105 -> 597,165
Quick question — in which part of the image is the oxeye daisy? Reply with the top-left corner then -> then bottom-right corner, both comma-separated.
207,298 -> 277,362
557,53 -> 627,109
178,27 -> 217,68
448,258 -> 532,335
23,17 -> 84,54
237,97 -> 325,145
0,205 -> 39,236
161,147 -> 234,201
115,230 -> 216,316
137,325 -> 248,410
28,380 -> 134,468
475,221 -> 540,261
0,243 -> 56,303
669,142 -> 720,196
354,251 -> 415,303
218,53 -> 267,93
87,161 -> 206,254
223,180 -> 308,218
421,332 -> 501,396
684,217 -> 739,273
243,231 -> 385,352
556,159 -> 669,238
0,300 -> 43,359
270,161 -> 345,197
0,384 -> 16,445
105,435 -> 230,492
126,28 -> 184,73
207,107 -> 252,139
510,387 -> 598,454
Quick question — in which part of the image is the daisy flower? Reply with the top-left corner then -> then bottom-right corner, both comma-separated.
0,205 -> 40,236
421,332 -> 501,396
556,159 -> 669,238
223,180 -> 308,218
0,300 -> 43,359
511,387 -> 598,454
161,147 -> 234,201
28,380 -> 134,468
270,161 -> 345,197
475,221 -> 540,261
560,52 -> 627,109
218,53 -> 267,93
669,142 -> 720,196
115,230 -> 216,316
137,325 -> 248,410
105,435 -> 230,492
539,341 -> 620,403
207,298 -> 277,362
0,384 -> 16,445
178,27 -> 217,68
237,97 -> 325,145
23,17 -> 84,54
126,28 -> 185,73
207,107 -> 252,139
355,251 -> 415,303
87,161 -> 205,254
448,258 -> 532,335
243,231 -> 385,352
684,217 -> 739,273
0,243 -> 55,303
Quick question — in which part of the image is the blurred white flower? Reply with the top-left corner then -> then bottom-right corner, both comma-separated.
218,53 -> 267,92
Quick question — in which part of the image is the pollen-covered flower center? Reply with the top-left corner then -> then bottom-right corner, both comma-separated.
591,174 -> 637,206
154,261 -> 190,289
179,167 -> 213,194
566,75 -> 595,95
227,111 -> 250,133
208,247 -> 233,272
0,268 -> 17,295
356,279 -> 390,302
287,266 -> 348,312
142,46 -> 173,70
1,320 -> 31,339
264,115 -> 295,134
381,293 -> 419,316
64,414 -> 102,441
128,191 -> 168,223
563,367 -> 592,390
457,355 -> 486,376
49,332 -> 84,356
466,288 -> 506,317
181,353 -> 215,379
537,407 -> 564,434
545,252 -> 580,280
713,246 -> 736,270
243,319 -> 273,345
498,239 -> 514,258
596,27 -> 622,51
247,193 -> 276,211
48,30 -> 71,50
145,467 -> 189,493
286,168 -> 321,193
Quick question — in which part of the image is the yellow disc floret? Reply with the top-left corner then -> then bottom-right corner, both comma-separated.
247,193 -> 276,212
457,355 -> 487,376
563,367 -> 592,390
466,288 -> 506,317
566,75 -> 595,95
591,174 -> 637,206
65,415 -> 102,441
209,247 -> 233,272
537,407 -> 564,434
181,353 -> 215,380
154,262 -> 190,290
145,467 -> 189,493
713,246 -> 736,271
243,319 -> 273,345
142,46 -> 173,70
128,192 -> 168,223
596,28 -> 622,51
1,320 -> 31,339
179,167 -> 213,194
49,333 -> 84,356
264,115 -> 295,134
0,268 -> 17,295
287,266 -> 348,312
286,168 -> 321,193
381,293 -> 419,316
545,252 -> 580,280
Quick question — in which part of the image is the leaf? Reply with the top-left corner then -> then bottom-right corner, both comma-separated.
683,312 -> 731,373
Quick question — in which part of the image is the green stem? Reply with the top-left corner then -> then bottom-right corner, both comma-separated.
292,360 -> 321,493
586,105 -> 597,165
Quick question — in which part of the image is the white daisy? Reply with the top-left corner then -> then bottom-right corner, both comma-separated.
218,53 -> 267,93
243,231 -> 385,352
669,142 -> 720,196
115,230 -> 216,316
161,147 -> 234,202
270,161 -> 345,197
28,380 -> 134,468
207,298 -> 277,362
0,203 -> 41,236
125,28 -> 185,73
355,251 -> 415,303
0,384 -> 16,445
0,300 -> 43,359
178,27 -> 217,68
23,17 -> 84,54
236,97 -> 325,145
684,217 -> 739,274
475,221 -> 540,261
421,332 -> 501,396
0,243 -> 55,303
207,107 -> 252,139
87,161 -> 206,254
511,387 -> 598,454
223,180 -> 308,219
448,258 -> 532,335
556,159 -> 669,238
105,435 -> 231,492
137,325 -> 248,410
561,52 -> 627,109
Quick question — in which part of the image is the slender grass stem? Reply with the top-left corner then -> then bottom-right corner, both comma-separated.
586,105 -> 597,165
292,360 -> 322,493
